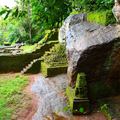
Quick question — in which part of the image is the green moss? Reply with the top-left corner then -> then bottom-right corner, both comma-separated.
41,62 -> 48,77
21,44 -> 37,53
76,73 -> 86,88
100,104 -> 112,120
42,43 -> 68,67
66,73 -> 88,110
75,73 -> 88,98
0,53 -> 40,73
0,41 -> 58,73
33,41 -> 58,54
41,62 -> 67,77
87,10 -> 116,25
70,10 -> 80,15
66,86 -> 75,109
3,41 -> 11,46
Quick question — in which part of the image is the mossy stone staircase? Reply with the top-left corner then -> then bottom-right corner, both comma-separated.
40,43 -> 68,77
20,41 -> 58,74
21,43 -> 68,77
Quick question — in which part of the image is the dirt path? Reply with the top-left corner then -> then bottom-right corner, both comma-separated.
13,74 -> 38,120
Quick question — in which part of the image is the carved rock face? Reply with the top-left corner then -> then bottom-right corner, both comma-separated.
59,14 -> 120,99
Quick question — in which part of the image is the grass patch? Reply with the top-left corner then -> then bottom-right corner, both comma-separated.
20,44 -> 37,53
0,74 -> 29,120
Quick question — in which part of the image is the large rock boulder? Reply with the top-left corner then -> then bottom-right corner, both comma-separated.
59,14 -> 120,99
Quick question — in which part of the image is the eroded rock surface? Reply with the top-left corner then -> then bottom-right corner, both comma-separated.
59,14 -> 120,99
31,74 -> 69,120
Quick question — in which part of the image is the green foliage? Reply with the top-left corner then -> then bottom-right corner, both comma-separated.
73,0 -> 114,12
70,9 -> 80,15
100,104 -> 112,120
38,29 -> 58,45
0,0 -> 72,44
0,74 -> 28,120
0,0 -> 115,45
31,0 -> 72,32
87,10 -> 116,25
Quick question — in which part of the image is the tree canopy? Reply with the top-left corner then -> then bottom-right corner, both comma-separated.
0,0 -> 114,45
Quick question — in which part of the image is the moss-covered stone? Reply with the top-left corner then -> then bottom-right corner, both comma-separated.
0,41 -> 58,73
41,62 -> 67,77
66,86 -> 75,109
75,73 -> 88,98
72,98 -> 90,115
0,53 -> 40,73
66,73 -> 90,114
32,41 -> 58,54
87,10 -> 116,25
42,43 -> 68,67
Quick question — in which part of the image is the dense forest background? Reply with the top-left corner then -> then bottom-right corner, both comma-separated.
0,0 -> 114,45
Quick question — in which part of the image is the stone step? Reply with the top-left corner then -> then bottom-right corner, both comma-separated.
21,58 -> 41,74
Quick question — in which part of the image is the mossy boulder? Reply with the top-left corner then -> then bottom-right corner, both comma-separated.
59,13 -> 120,100
87,10 -> 116,25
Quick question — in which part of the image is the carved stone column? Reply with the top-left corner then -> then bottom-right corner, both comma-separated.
112,0 -> 120,23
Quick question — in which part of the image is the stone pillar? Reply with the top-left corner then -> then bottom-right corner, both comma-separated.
72,73 -> 90,115
112,0 -> 120,23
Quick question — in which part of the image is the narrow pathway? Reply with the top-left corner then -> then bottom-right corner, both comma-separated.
15,74 -> 38,120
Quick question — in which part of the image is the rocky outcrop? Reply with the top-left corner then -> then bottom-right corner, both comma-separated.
59,14 -> 120,99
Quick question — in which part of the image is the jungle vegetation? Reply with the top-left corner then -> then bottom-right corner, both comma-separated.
0,0 -> 114,45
